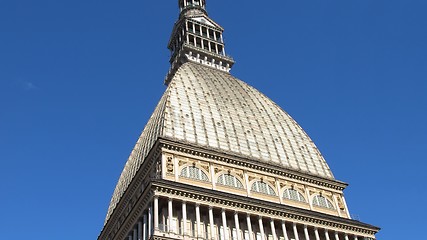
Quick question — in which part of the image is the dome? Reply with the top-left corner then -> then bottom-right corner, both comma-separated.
105,62 -> 334,222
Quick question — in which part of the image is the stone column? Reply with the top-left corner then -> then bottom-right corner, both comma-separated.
154,197 -> 159,231
143,214 -> 147,240
246,215 -> 254,240
344,234 -> 349,240
303,225 -> 310,240
354,237 -> 358,240
270,219 -> 277,240
196,204 -> 201,237
258,217 -> 265,240
281,221 -> 289,240
168,198 -> 173,232
209,207 -> 215,240
182,202 -> 187,236
222,209 -> 228,240
138,221 -> 143,240
292,223 -> 300,240
148,206 -> 152,236
324,230 -> 330,240
234,212 -> 242,240
314,228 -> 320,240
133,228 -> 138,240
334,232 -> 340,240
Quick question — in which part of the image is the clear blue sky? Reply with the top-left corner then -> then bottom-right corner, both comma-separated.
0,0 -> 426,239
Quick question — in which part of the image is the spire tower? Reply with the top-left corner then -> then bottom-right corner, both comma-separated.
165,0 -> 234,84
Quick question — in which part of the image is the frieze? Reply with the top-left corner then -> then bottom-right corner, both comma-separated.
159,138 -> 347,191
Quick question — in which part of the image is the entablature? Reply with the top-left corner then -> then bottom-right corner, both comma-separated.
151,179 -> 379,238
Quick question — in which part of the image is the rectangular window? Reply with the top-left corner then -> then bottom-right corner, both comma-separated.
188,22 -> 194,33
196,38 -> 202,48
189,35 -> 195,46
202,27 -> 208,37
209,29 -> 215,39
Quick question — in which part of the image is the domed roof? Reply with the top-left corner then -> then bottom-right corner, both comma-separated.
105,62 -> 334,222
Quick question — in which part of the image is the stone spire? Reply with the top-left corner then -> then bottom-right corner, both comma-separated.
165,0 -> 234,84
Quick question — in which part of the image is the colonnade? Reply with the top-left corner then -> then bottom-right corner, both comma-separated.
126,196 -> 367,240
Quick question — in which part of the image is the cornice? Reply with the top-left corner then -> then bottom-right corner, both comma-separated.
152,179 -> 380,235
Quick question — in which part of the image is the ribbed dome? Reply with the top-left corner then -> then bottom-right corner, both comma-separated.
105,62 -> 334,222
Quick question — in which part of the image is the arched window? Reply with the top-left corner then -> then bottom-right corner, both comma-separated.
312,195 -> 335,210
251,181 -> 276,196
180,166 -> 209,182
217,174 -> 244,189
283,188 -> 306,203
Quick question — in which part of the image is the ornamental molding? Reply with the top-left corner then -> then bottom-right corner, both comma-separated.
158,137 -> 348,191
152,179 -> 379,236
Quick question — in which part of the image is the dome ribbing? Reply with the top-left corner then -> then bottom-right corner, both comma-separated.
105,62 -> 334,223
